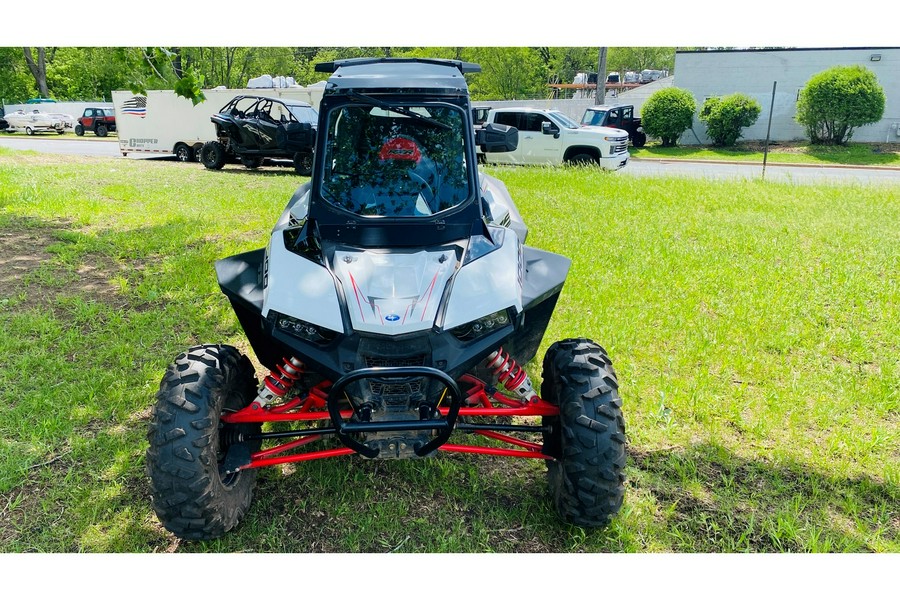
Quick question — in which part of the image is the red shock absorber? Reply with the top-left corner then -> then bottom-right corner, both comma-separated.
252,356 -> 307,409
483,347 -> 538,403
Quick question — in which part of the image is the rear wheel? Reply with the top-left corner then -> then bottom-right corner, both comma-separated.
200,140 -> 227,170
174,143 -> 194,162
74,124 -> 84,136
632,132 -> 647,148
25,127 -> 34,135
293,151 -> 313,176
146,344 -> 262,540
95,124 -> 108,137
541,338 -> 626,528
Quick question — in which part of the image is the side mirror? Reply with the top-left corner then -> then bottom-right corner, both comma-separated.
541,121 -> 560,136
476,123 -> 518,153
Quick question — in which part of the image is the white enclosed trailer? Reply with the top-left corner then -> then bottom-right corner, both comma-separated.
112,86 -> 325,160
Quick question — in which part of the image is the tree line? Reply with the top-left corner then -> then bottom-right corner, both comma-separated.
0,47 -> 676,104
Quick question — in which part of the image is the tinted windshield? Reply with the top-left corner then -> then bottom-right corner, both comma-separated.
320,103 -> 470,218
582,109 -> 606,126
288,105 -> 318,124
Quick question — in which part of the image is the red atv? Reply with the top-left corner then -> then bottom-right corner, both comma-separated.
75,107 -> 116,137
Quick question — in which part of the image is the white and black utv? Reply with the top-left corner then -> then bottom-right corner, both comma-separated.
147,58 -> 626,541
200,95 -> 317,175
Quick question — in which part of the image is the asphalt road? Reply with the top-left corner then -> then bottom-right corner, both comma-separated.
1,134 -> 899,185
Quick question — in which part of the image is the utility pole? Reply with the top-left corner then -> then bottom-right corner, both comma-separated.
595,47 -> 608,105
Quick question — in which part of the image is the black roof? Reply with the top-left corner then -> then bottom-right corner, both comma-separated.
316,58 -> 480,96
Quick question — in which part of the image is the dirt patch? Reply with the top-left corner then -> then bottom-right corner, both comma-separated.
0,218 -> 124,310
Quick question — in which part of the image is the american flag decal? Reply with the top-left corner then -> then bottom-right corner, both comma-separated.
121,95 -> 147,117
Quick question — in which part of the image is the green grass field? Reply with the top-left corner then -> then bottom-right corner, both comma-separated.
0,149 -> 897,553
631,141 -> 900,167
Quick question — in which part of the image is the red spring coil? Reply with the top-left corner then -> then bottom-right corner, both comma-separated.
484,347 -> 528,392
263,356 -> 306,397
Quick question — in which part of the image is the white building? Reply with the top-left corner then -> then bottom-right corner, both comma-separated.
674,47 -> 900,144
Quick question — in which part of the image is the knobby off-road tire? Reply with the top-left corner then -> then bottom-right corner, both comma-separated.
95,124 -> 108,137
632,132 -> 647,148
541,338 -> 626,528
74,124 -> 84,136
293,151 -> 313,176
146,344 -> 262,540
200,140 -> 227,170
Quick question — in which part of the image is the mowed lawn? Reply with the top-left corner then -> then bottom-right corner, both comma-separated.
0,149 -> 897,553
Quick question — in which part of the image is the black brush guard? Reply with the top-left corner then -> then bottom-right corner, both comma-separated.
327,366 -> 463,458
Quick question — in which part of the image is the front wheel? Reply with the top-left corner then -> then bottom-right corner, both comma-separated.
25,127 -> 34,136
146,344 -> 262,540
566,152 -> 597,166
293,151 -> 313,176
200,140 -> 227,170
74,124 -> 84,136
541,338 -> 626,528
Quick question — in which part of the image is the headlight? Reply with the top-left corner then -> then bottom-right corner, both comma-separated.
274,313 -> 338,345
449,309 -> 511,342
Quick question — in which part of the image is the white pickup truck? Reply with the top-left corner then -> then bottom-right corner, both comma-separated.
479,106 -> 629,170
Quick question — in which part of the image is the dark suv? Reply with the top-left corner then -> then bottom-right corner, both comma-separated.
75,107 -> 116,137
200,95 -> 317,175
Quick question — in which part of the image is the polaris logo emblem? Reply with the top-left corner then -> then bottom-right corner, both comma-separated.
385,314 -> 400,322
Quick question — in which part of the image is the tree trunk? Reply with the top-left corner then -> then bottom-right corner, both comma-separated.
23,47 -> 50,98
595,47 -> 607,105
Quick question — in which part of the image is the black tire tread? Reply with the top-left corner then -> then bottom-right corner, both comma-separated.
541,338 -> 626,528
146,344 -> 260,540
200,141 -> 227,170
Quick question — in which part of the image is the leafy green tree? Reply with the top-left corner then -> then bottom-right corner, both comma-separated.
0,48 -> 36,102
699,93 -> 761,146
465,47 -> 546,100
607,47 -> 675,74
795,65 -> 885,145
641,87 -> 696,146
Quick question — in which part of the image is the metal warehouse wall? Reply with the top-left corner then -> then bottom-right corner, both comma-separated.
673,48 -> 900,144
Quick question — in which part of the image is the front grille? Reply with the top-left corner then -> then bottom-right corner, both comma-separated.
364,354 -> 426,368
612,142 -> 628,154
362,354 -> 427,399
370,380 -> 424,396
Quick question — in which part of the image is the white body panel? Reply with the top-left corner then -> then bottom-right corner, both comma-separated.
333,248 -> 457,335
479,173 -> 528,244
111,87 -> 325,157
442,231 -> 523,330
262,233 -> 344,334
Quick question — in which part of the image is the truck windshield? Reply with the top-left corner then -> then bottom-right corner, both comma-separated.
320,103 -> 470,218
550,111 -> 581,129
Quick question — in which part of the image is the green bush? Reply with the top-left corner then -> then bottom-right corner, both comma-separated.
640,87 -> 696,146
796,65 -> 885,145
699,93 -> 761,146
